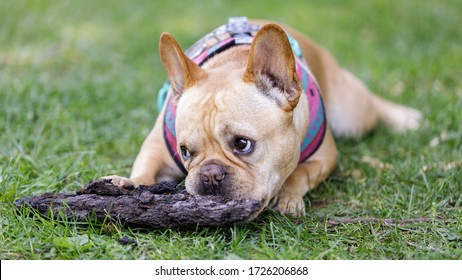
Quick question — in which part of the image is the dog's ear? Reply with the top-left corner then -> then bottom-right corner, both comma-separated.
243,24 -> 301,111
160,32 -> 207,98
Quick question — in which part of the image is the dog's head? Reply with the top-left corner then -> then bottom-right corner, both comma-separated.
159,24 -> 303,207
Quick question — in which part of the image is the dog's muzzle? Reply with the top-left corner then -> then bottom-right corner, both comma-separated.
199,163 -> 226,194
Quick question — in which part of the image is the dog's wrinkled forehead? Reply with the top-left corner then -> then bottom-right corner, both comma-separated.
176,79 -> 286,136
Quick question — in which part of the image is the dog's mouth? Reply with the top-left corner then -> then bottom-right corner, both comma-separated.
185,161 -> 238,197
186,174 -> 239,199
186,176 -> 276,209
184,160 -> 280,206
193,182 -> 237,198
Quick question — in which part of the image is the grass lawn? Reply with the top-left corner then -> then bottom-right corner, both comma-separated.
1,0 -> 461,259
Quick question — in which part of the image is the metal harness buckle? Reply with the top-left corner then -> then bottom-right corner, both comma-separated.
227,17 -> 258,44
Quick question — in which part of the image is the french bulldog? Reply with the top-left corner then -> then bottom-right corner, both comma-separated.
102,18 -> 421,217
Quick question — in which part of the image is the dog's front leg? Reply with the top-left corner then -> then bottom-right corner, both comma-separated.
271,128 -> 338,217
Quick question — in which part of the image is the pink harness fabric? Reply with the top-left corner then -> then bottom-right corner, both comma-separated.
159,20 -> 326,174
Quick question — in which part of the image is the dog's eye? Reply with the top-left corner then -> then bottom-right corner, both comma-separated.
180,145 -> 192,161
233,138 -> 253,154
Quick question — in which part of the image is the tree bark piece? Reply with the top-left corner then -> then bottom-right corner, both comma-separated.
14,179 -> 263,228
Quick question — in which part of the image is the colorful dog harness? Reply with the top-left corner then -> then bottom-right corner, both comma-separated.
157,17 -> 326,175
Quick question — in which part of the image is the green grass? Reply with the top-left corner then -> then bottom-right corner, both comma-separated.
1,0 -> 461,259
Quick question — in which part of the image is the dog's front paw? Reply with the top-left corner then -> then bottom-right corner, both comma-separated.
270,194 -> 306,217
100,175 -> 136,188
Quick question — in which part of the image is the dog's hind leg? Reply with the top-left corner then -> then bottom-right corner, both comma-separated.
284,26 -> 422,138
368,88 -> 422,133
322,68 -> 422,138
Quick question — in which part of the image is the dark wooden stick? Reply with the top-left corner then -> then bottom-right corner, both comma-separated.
14,179 -> 262,228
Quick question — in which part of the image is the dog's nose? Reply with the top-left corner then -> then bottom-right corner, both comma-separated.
200,164 -> 226,189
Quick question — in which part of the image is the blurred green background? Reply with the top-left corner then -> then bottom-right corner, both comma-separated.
1,0 -> 461,259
